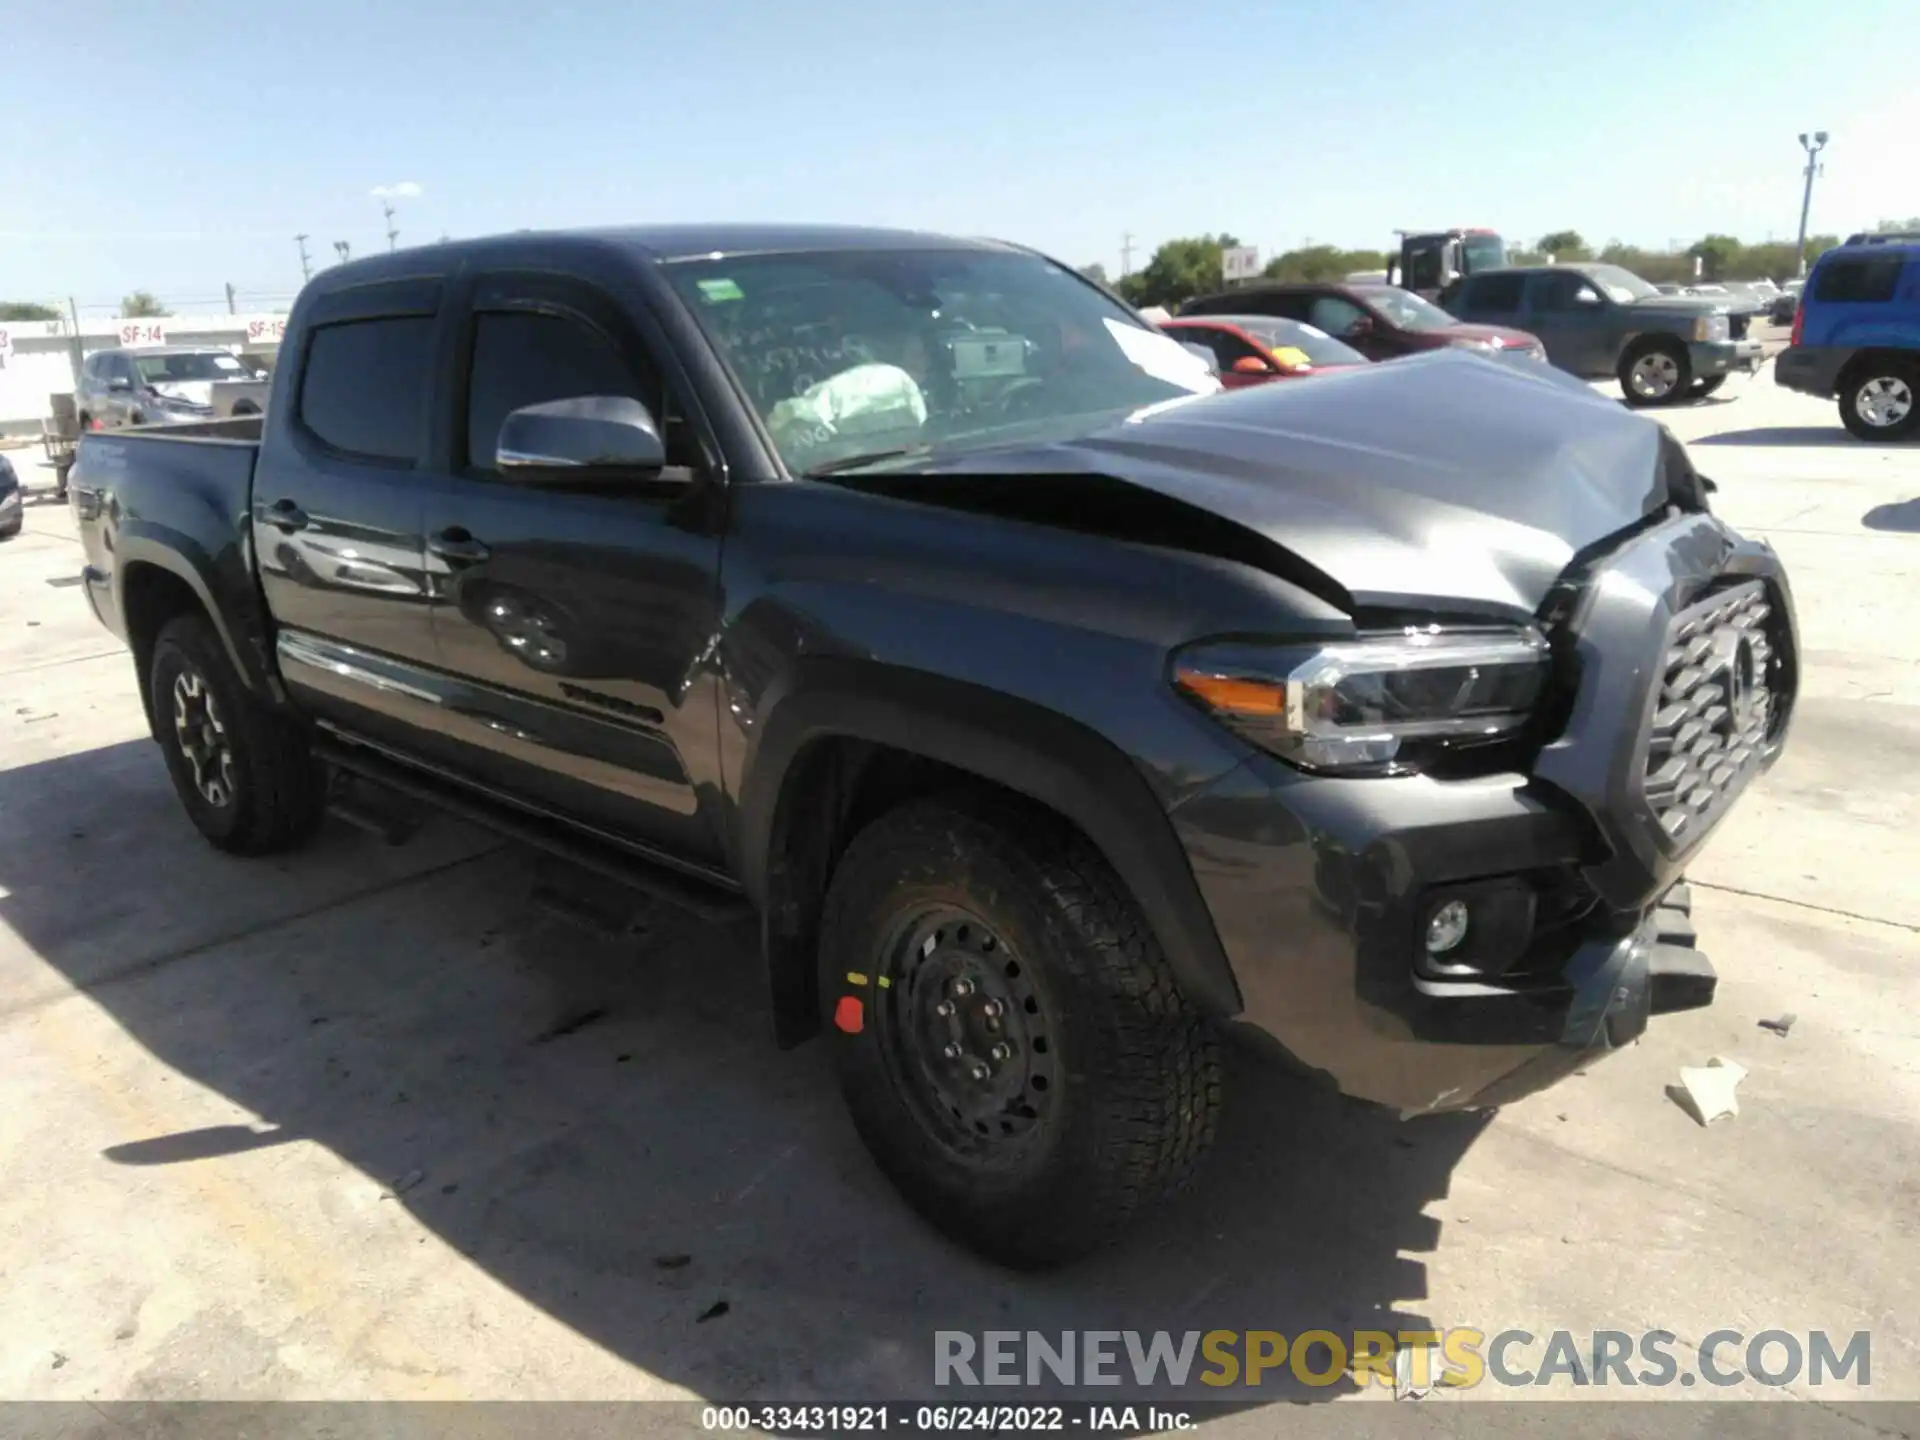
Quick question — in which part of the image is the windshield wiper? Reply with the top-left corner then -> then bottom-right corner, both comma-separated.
803,446 -> 931,478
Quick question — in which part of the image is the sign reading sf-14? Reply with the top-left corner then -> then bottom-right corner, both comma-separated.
119,323 -> 167,347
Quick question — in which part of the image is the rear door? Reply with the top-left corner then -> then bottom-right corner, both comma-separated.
253,279 -> 444,749
413,269 -> 730,866
1523,271 -> 1614,375
1452,272 -> 1527,330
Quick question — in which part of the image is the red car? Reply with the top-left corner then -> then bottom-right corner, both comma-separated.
1180,282 -> 1547,365
1159,315 -> 1369,388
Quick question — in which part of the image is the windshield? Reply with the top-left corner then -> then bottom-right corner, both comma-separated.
1461,234 -> 1507,272
1229,318 -> 1366,366
1354,285 -> 1458,332
662,248 -> 1219,475
134,351 -> 246,384
1581,264 -> 1659,304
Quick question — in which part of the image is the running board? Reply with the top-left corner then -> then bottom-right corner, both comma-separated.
313,736 -> 751,925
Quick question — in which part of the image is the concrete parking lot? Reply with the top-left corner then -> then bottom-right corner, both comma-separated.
2,360 -> 1917,1419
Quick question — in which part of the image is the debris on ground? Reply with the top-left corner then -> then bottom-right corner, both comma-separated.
380,1168 -> 426,1199
51,1352 -> 69,1370
1758,1013 -> 1797,1037
696,1299 -> 730,1323
1669,1057 -> 1748,1126
655,1253 -> 692,1270
1393,1343 -> 1434,1400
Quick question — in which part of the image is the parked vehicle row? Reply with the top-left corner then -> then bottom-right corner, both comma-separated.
1775,232 -> 1920,440
1181,281 -> 1548,365
75,347 -> 271,432
68,224 -> 1797,1266
1442,264 -> 1764,406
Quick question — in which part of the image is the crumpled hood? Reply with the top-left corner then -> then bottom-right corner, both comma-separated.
846,350 -> 1680,622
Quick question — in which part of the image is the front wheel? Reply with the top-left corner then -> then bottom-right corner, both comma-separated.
1619,339 -> 1691,407
150,613 -> 327,854
1840,366 -> 1919,441
819,796 -> 1222,1267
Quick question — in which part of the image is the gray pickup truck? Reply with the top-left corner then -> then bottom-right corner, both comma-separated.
1443,264 -> 1764,405
67,224 -> 1797,1266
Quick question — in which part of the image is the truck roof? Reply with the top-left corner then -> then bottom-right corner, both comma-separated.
315,224 -> 1024,289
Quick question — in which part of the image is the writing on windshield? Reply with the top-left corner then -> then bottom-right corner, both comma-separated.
665,249 -> 1218,476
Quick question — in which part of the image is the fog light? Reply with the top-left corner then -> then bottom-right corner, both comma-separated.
1426,900 -> 1471,956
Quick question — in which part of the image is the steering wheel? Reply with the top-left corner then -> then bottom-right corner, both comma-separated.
990,376 -> 1049,421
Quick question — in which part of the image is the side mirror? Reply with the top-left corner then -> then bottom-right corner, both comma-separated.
1231,355 -> 1273,375
108,376 -> 132,392
496,395 -> 672,482
1176,340 -> 1220,375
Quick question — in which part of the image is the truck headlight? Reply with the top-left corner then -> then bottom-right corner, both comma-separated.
1173,628 -> 1549,774
1692,314 -> 1730,343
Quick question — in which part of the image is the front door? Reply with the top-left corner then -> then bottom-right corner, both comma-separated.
1306,294 -> 1393,361
416,271 -> 729,867
1524,271 -> 1615,376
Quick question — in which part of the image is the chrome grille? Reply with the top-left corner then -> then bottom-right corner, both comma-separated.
1641,581 -> 1774,844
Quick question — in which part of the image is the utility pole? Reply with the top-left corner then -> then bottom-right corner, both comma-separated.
295,234 -> 312,282
66,296 -> 84,389
1120,232 -> 1135,277
382,200 -> 400,252
225,282 -> 237,314
1794,130 -> 1830,277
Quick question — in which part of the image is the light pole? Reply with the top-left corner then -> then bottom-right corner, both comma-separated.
1794,130 -> 1829,277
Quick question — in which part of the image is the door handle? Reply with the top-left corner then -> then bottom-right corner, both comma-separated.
429,527 -> 491,565
262,498 -> 309,532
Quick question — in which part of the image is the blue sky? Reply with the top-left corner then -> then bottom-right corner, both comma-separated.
6,0 -> 1917,313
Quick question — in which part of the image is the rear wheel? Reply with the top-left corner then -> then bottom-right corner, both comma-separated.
819,796 -> 1221,1267
1619,339 -> 1691,406
150,614 -> 326,854
1840,365 -> 1919,441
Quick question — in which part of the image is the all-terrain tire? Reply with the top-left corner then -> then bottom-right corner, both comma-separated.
150,613 -> 326,855
819,794 -> 1222,1268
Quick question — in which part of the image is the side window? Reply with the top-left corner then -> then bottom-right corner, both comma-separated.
1811,257 -> 1903,305
299,317 -> 434,462
464,310 -> 649,471
1531,273 -> 1601,312
1307,296 -> 1367,336
1466,273 -> 1527,313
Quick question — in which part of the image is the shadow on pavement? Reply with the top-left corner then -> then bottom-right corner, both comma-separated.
0,738 -> 1487,1412
1693,426 -> 1854,447
1863,499 -> 1920,533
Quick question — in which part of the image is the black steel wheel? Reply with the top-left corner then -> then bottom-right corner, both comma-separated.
150,613 -> 326,855
820,794 -> 1221,1268
871,906 -> 1062,1165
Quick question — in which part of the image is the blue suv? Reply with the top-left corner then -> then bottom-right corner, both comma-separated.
1775,232 -> 1920,440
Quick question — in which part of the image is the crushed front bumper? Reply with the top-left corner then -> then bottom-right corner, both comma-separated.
1169,511 -> 1796,1114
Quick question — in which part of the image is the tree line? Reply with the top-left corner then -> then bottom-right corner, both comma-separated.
1084,220 -> 1920,310
1,291 -> 171,322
